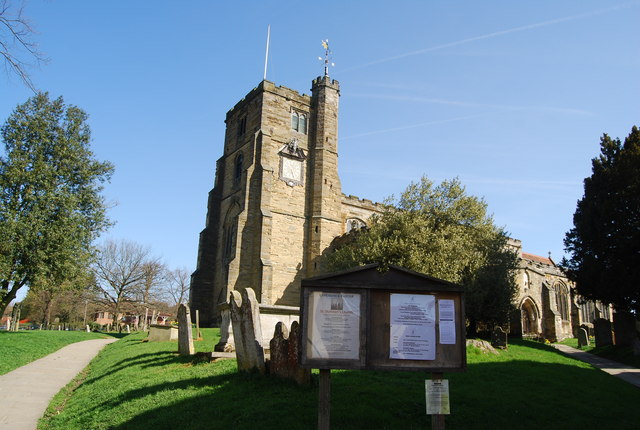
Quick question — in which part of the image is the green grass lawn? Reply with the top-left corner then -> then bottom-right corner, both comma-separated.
37,332 -> 640,430
559,337 -> 640,368
0,330 -> 111,375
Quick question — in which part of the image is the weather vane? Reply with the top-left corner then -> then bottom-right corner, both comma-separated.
319,39 -> 335,77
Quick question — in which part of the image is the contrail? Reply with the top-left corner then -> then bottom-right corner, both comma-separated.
339,2 -> 638,74
347,93 -> 593,116
341,114 -> 487,140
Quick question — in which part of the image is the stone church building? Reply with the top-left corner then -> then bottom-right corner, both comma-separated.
190,73 -> 605,343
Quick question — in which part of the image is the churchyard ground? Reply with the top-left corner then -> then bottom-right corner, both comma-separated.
36,329 -> 640,430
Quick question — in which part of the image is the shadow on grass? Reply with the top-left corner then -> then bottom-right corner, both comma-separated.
104,358 -> 640,430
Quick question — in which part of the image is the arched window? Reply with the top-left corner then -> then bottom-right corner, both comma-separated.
233,153 -> 244,186
555,284 -> 570,321
291,111 -> 308,134
299,114 -> 307,134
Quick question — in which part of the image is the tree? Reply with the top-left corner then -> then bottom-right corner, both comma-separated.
0,93 -> 113,318
328,176 -> 519,333
135,260 -> 167,305
92,239 -> 153,330
1,0 -> 47,92
563,126 -> 640,313
164,267 -> 191,309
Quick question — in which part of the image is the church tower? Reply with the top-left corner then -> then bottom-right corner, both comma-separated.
190,75 -> 342,326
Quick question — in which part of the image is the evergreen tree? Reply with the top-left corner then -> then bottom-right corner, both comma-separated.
0,93 -> 113,317
563,126 -> 640,313
328,176 -> 519,332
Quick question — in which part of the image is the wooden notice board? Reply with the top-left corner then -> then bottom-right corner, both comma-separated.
299,264 -> 466,372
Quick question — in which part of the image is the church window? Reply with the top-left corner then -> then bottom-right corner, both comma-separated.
299,114 -> 307,134
291,111 -> 307,134
237,115 -> 247,138
223,222 -> 237,260
233,153 -> 244,186
555,284 -> 570,321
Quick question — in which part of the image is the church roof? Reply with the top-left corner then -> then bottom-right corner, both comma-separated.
522,252 -> 554,266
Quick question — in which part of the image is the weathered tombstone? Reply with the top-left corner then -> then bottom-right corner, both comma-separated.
126,324 -> 131,334
229,288 -> 265,373
214,300 -> 235,352
86,325 -> 90,333
269,321 -> 310,385
577,327 -> 590,348
594,318 -> 613,348
613,311 -> 637,347
177,304 -> 195,356
148,325 -> 178,341
195,309 -> 202,340
490,326 -> 507,350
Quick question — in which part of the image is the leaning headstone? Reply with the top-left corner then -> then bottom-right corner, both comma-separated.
613,311 -> 637,347
177,304 -> 195,356
577,327 -> 590,348
594,318 -> 613,348
269,321 -> 310,385
490,326 -> 508,350
229,288 -> 265,373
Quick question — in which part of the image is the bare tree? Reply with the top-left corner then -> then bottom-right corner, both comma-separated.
0,0 -> 47,92
92,239 -> 151,331
135,260 -> 167,305
165,267 -> 191,309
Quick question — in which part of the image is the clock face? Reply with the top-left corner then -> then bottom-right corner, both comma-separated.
281,157 -> 302,184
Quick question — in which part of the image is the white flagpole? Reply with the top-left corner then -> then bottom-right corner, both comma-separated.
263,25 -> 271,81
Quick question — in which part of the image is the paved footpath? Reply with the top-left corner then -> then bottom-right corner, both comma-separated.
0,337 -> 117,430
553,343 -> 640,388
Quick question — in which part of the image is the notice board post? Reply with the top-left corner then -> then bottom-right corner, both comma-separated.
300,263 -> 466,429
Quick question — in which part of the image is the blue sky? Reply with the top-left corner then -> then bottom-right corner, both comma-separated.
2,1 -> 638,298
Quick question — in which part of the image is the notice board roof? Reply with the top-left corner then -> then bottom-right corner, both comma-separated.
302,263 -> 464,293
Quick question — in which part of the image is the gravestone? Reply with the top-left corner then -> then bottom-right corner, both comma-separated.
490,326 -> 507,350
269,321 -> 310,385
177,304 -> 195,356
148,325 -> 178,341
229,288 -> 265,373
214,300 -> 235,352
86,325 -> 90,333
126,324 -> 131,333
594,318 -> 613,348
577,327 -> 589,348
613,311 -> 637,347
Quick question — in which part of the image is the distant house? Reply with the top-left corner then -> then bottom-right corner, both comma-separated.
92,311 -> 173,327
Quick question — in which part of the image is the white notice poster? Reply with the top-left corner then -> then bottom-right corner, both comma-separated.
390,294 -> 436,360
426,379 -> 451,415
438,299 -> 456,345
308,292 -> 361,360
